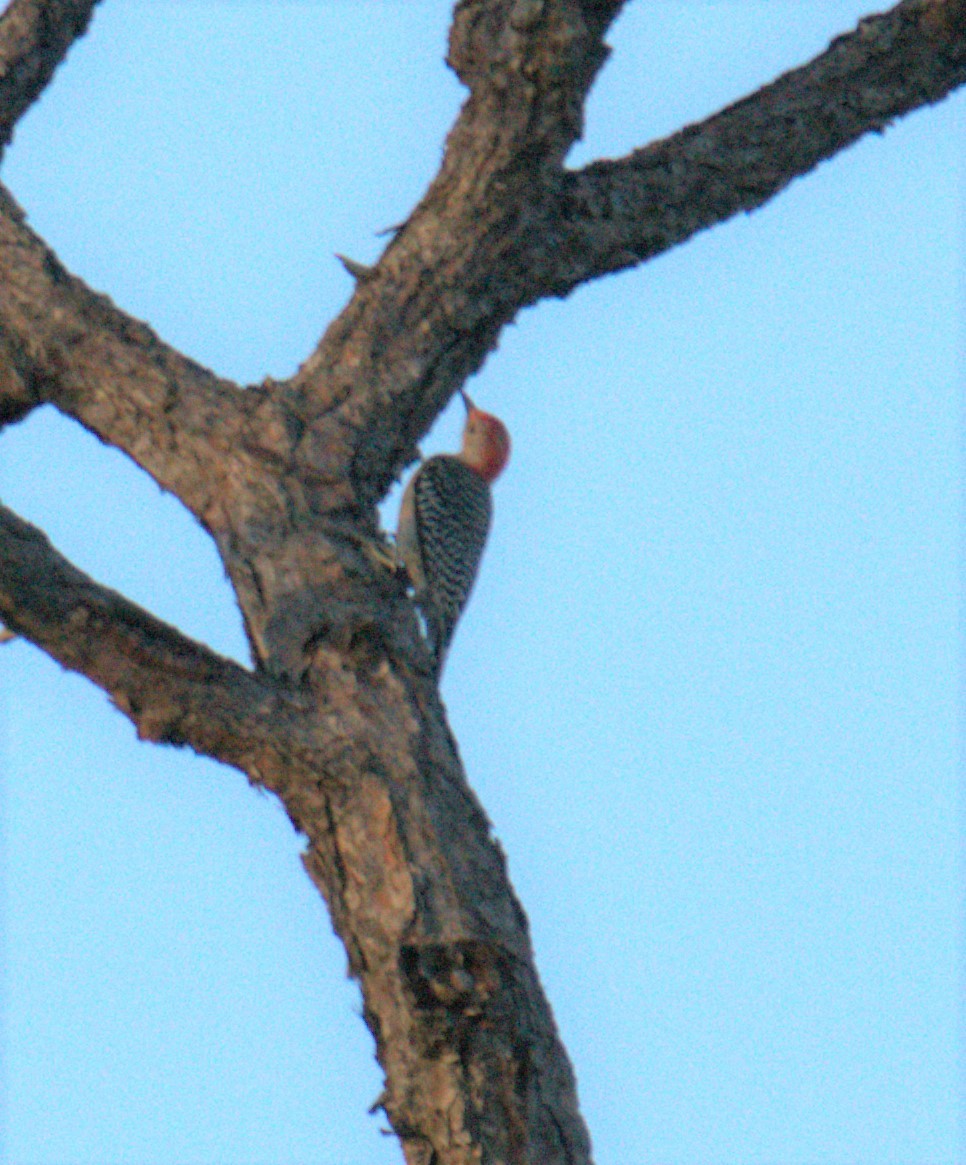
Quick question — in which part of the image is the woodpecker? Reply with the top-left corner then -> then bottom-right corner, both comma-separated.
397,390 -> 511,677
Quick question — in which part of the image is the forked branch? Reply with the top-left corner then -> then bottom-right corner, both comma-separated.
290,0 -> 966,510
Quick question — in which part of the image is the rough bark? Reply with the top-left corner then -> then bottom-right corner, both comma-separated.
0,0 -> 101,153
1,1 -> 963,1162
552,0 -> 966,290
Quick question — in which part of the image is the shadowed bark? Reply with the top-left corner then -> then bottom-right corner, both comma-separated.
0,0 -> 101,152
1,1 -> 963,1161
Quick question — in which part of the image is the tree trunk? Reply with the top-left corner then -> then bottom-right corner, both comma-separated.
1,1 -> 963,1160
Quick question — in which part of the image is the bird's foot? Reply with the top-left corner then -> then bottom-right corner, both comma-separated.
343,531 -> 404,576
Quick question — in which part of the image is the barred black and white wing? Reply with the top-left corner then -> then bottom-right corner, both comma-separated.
412,455 -> 492,672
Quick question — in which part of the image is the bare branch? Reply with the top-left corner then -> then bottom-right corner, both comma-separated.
0,500 -> 299,760
0,182 -> 268,523
0,0 -> 101,155
547,0 -> 966,292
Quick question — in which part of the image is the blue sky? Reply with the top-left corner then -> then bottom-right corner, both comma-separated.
0,2 -> 962,1163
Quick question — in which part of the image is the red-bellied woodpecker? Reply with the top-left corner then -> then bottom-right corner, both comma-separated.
397,390 -> 511,677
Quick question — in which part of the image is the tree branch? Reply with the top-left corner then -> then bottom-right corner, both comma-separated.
0,0 -> 102,155
0,500 -> 300,760
547,0 -> 966,293
0,182 -> 275,526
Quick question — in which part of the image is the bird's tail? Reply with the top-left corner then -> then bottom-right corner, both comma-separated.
425,616 -> 451,682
